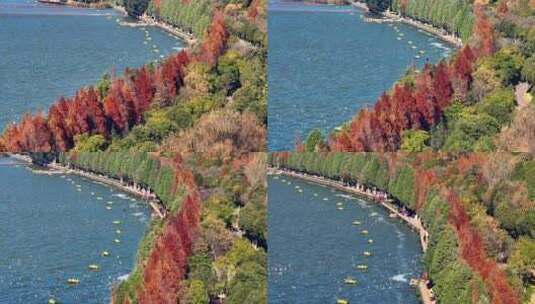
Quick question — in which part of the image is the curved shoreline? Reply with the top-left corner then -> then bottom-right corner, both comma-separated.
349,1 -> 462,48
4,154 -> 166,219
268,166 -> 436,304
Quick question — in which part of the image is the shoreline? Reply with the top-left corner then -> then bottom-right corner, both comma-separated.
349,1 -> 462,48
4,154 -> 166,219
269,167 -> 436,304
36,0 -> 196,46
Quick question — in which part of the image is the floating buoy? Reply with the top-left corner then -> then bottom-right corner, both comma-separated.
298,189 -> 303,193
361,230 -> 369,235
281,179 -> 286,182
368,239 -> 374,244
77,189 -> 82,192
352,220 -> 361,225
337,207 -> 344,211
397,37 -> 402,40
67,278 -> 80,285
323,198 -> 329,201
344,277 -> 358,285
336,202 -> 343,206
143,41 -> 148,44
102,251 -> 110,257
419,50 -> 425,54
114,239 -> 121,244
116,229 -> 121,234
91,192 -> 95,195
337,299 -> 349,304
88,264 -> 100,271
356,264 -> 368,270
48,298 -> 57,304
411,45 -> 417,49
287,182 -> 291,185
415,55 -> 421,59
107,201 -> 113,205
295,186 -> 300,189
97,197 -> 103,200
363,251 -> 372,257
113,220 -> 121,225
106,206 -> 112,210
313,193 -> 318,197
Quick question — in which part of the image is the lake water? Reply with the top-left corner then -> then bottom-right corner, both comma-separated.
268,0 -> 454,151
0,0 -> 183,129
268,174 -> 423,303
0,157 -> 150,303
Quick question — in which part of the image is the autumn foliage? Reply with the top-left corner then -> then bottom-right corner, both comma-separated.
1,9 -> 231,153
1,52 -> 190,152
136,157 -> 201,304
445,190 -> 519,304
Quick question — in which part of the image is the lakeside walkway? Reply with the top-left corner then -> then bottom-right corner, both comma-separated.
270,167 -> 436,304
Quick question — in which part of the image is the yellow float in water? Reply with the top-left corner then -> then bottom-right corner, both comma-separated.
361,230 -> 369,235
102,251 -> 110,257
88,264 -> 100,271
368,239 -> 374,244
298,189 -> 303,193
419,50 -> 425,54
114,239 -> 121,244
337,299 -> 349,304
116,229 -> 122,234
97,197 -> 103,200
363,251 -> 372,257
337,207 -> 344,211
48,298 -> 57,304
356,264 -> 368,270
344,277 -> 358,285
323,198 -> 329,201
336,202 -> 343,206
415,55 -> 421,59
113,220 -> 121,225
67,278 -> 80,285
107,201 -> 113,205
106,206 -> 112,210
352,220 -> 361,225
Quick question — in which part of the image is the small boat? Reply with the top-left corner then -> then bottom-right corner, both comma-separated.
295,186 -> 300,189
67,278 -> 80,285
419,50 -> 425,54
298,189 -> 303,193
107,201 -> 113,205
48,299 -> 57,304
88,264 -> 100,271
114,239 -> 121,244
281,179 -> 286,182
363,251 -> 372,257
337,207 -> 344,211
410,278 -> 419,287
106,206 -> 112,210
97,197 -> 103,200
77,189 -> 82,192
113,220 -> 121,225
356,264 -> 368,270
323,198 -> 329,201
91,192 -> 95,195
415,55 -> 421,59
408,40 -> 413,44
352,220 -> 361,225
389,213 -> 398,218
397,37 -> 402,40
287,182 -> 292,185
313,193 -> 318,197
344,277 -> 358,285
361,230 -> 369,235
337,299 -> 349,304
411,45 -> 417,49
368,239 -> 374,244
116,229 -> 122,234
336,202 -> 343,206
102,251 -> 110,257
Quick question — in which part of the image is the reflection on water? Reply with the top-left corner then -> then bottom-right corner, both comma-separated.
0,157 -> 150,303
268,174 -> 422,303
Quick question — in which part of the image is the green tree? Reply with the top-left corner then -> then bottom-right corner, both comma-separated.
401,129 -> 430,152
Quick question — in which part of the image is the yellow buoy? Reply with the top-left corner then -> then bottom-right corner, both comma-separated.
337,299 -> 349,304
114,239 -> 121,244
368,239 -> 374,244
361,230 -> 369,235
116,229 -> 121,234
344,277 -> 358,285
363,251 -> 372,257
102,251 -> 110,257
88,264 -> 100,271
337,207 -> 344,211
48,298 -> 57,304
67,278 -> 80,285
106,206 -> 112,210
356,264 -> 368,270
113,220 -> 121,225
352,220 -> 361,225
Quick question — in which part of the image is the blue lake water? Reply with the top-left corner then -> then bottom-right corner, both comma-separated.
0,157 -> 150,303
0,0 -> 183,129
268,174 -> 423,303
268,0 -> 454,151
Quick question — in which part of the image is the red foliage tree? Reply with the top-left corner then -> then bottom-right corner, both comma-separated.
195,10 -> 229,66
473,5 -> 496,57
